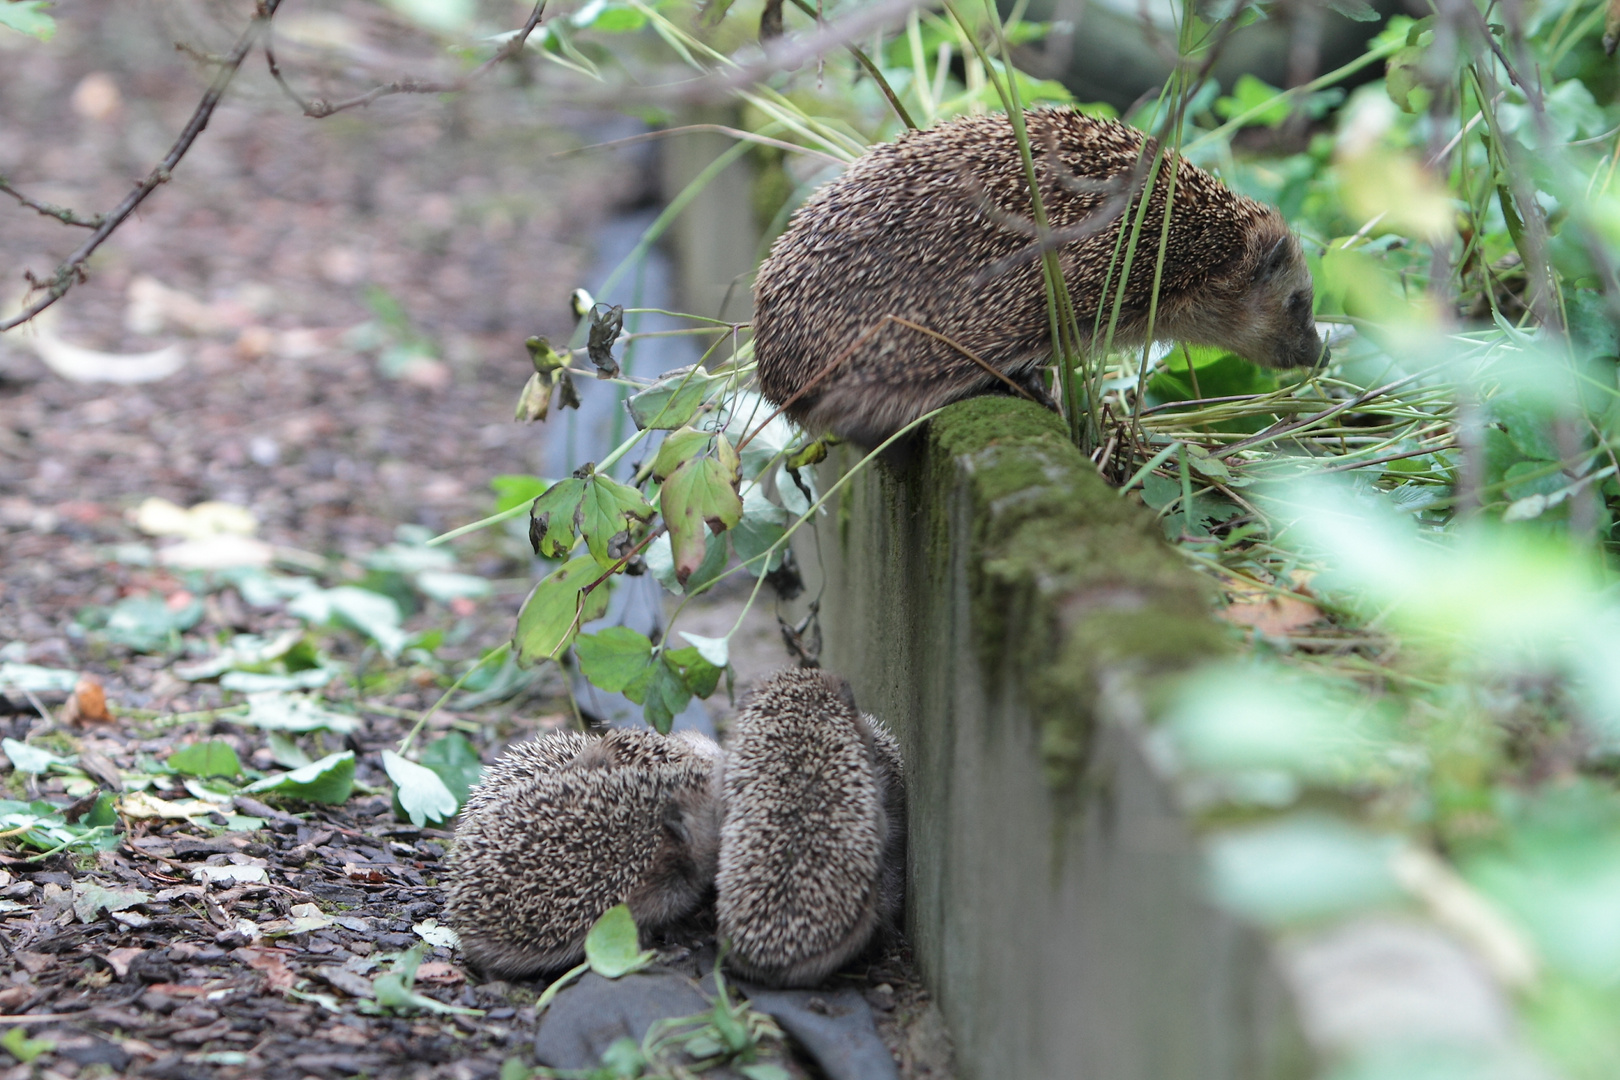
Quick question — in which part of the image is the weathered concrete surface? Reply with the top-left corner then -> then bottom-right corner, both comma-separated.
806,397 -> 1308,1080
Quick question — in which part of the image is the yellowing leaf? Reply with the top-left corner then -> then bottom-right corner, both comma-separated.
660,442 -> 743,586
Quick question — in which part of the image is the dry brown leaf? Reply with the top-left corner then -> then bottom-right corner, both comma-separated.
414,962 -> 462,986
103,946 -> 145,979
1217,572 -> 1323,636
343,864 -> 388,884
237,947 -> 297,993
59,675 -> 112,725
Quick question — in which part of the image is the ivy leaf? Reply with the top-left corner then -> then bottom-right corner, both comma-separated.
383,750 -> 460,827
627,367 -> 722,430
514,556 -> 611,663
574,627 -> 655,692
167,740 -> 243,779
241,751 -> 356,805
661,439 -> 743,586
584,904 -> 655,978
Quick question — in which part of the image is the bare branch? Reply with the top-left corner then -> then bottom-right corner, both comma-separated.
0,177 -> 103,229
1,1 -> 552,333
266,1 -> 549,119
1,0 -> 287,333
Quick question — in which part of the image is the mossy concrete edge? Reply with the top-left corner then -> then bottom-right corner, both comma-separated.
805,395 -> 1306,1080
925,396 -> 1230,790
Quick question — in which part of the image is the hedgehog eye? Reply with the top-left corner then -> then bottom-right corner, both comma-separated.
1288,291 -> 1310,314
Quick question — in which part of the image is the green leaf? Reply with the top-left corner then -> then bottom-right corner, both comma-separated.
0,662 -> 78,694
104,594 -> 203,653
739,1066 -> 792,1080
651,428 -> 714,480
420,733 -> 483,805
0,1026 -> 53,1064
1214,74 -> 1290,128
599,1036 -> 646,1077
627,367 -> 721,430
242,751 -> 356,805
0,1 -> 55,41
579,474 -> 655,568
574,627 -> 656,693
645,531 -> 728,596
731,488 -> 788,575
383,750 -> 460,827
531,469 -> 653,567
514,556 -> 612,663
492,475 -> 552,514
2,738 -> 72,774
625,657 -> 693,734
367,944 -> 485,1016
665,646 -> 723,699
287,586 -> 407,657
584,904 -> 654,978
168,740 -> 243,779
235,692 -> 360,735
677,632 -> 728,669
529,477 -> 588,558
1385,45 -> 1426,113
661,441 -> 743,586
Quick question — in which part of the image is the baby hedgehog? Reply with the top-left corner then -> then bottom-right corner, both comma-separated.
716,669 -> 906,987
752,109 -> 1326,448
446,728 -> 722,980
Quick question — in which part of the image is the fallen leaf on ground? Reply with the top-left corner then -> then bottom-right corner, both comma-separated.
60,675 -> 112,724
237,947 -> 297,993
103,946 -> 146,978
1217,571 -> 1322,635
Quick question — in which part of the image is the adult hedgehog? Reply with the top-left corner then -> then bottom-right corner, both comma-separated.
752,109 -> 1325,447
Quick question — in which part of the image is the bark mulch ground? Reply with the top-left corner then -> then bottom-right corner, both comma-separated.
0,6 -> 954,1078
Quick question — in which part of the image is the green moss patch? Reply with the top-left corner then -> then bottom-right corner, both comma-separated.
925,397 -> 1229,789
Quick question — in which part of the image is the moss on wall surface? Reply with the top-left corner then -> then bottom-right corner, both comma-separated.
807,395 -> 1306,1080
923,397 -> 1230,789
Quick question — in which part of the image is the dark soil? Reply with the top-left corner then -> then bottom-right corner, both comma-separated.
0,5 -> 954,1078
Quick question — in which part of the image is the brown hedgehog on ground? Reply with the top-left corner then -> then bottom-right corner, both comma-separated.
752,109 -> 1326,448
716,669 -> 906,988
446,728 -> 722,980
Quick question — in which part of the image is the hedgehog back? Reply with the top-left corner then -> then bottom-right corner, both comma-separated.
753,109 -> 1277,445
717,670 -> 885,985
446,730 -> 718,980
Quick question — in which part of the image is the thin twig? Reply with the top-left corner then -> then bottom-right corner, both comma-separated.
0,178 -> 103,228
1,0 -> 287,332
266,0 -> 549,118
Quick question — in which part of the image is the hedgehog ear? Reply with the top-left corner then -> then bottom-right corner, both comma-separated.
1255,235 -> 1294,283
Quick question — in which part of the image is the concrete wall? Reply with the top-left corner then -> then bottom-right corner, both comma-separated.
805,396 -> 1308,1080
804,395 -> 1547,1080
